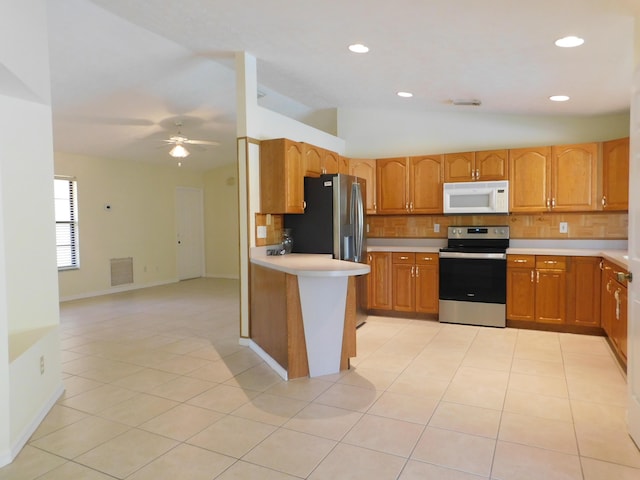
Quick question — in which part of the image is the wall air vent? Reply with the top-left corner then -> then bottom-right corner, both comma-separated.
110,257 -> 133,286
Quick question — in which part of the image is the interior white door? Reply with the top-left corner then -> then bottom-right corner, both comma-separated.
175,187 -> 204,280
628,67 -> 640,448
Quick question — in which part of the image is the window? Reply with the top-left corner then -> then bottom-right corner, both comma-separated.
54,177 -> 79,269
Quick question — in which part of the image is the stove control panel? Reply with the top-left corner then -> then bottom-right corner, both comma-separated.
447,226 -> 510,240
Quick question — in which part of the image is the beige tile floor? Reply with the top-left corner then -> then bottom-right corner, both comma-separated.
2,277 -> 640,479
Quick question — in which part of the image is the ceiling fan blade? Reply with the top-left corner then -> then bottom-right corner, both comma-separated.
185,139 -> 220,146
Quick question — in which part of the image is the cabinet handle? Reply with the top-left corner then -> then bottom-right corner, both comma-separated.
530,270 -> 534,282
602,196 -> 607,207
416,266 -> 420,277
543,260 -> 557,265
616,271 -> 633,283
546,198 -> 551,209
368,254 -> 372,262
400,256 -> 409,260
411,265 -> 415,277
405,202 -> 409,212
410,201 -> 414,211
599,260 -> 604,270
552,198 -> 556,208
606,279 -> 612,293
422,256 -> 433,261
303,201 -> 307,210
475,169 -> 480,180
536,271 -> 540,283
614,288 -> 621,320
514,259 -> 527,263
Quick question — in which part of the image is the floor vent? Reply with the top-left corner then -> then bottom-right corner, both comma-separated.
110,257 -> 133,286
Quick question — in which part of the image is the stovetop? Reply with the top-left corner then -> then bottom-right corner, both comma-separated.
443,226 -> 510,252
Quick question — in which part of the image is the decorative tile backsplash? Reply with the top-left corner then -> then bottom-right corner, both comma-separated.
258,212 -> 627,245
367,212 -> 628,239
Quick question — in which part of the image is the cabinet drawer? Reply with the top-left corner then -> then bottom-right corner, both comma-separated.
392,252 -> 415,264
536,256 -> 566,270
416,253 -> 438,265
507,255 -> 535,267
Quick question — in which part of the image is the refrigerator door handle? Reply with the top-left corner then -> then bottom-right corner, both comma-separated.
353,182 -> 364,262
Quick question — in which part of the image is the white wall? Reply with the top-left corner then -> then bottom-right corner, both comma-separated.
204,163 -> 240,279
0,0 -> 61,465
338,108 -> 630,158
55,153 -> 204,300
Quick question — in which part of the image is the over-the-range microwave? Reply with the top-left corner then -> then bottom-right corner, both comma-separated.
443,180 -> 509,215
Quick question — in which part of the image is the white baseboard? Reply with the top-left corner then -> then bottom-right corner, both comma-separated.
247,340 -> 288,381
0,383 -> 65,468
59,279 -> 178,302
205,273 -> 240,280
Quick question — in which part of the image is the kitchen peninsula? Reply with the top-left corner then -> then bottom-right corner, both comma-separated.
249,253 -> 369,379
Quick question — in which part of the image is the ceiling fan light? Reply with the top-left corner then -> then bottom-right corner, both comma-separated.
169,144 -> 190,158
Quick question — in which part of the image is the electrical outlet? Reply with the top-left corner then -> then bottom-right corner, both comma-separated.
434,223 -> 440,233
40,355 -> 45,375
559,222 -> 568,234
257,225 -> 267,239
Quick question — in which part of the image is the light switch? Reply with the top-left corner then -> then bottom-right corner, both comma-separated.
257,225 -> 267,238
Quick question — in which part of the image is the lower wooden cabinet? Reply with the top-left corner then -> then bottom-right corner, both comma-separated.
506,255 -> 567,324
391,252 -> 439,314
367,252 -> 392,310
601,259 -> 629,364
566,256 -> 601,327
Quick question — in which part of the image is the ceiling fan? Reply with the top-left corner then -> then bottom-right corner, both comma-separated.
163,122 -> 219,158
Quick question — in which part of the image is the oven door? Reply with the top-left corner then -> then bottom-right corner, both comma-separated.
439,251 -> 507,304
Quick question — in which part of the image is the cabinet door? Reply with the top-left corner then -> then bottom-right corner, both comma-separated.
350,158 -> 377,214
551,143 -> 598,211
507,267 -> 535,321
369,252 -> 392,310
393,264 -> 415,312
566,257 -> 601,327
260,138 -> 304,214
415,255 -> 438,314
409,155 -> 444,213
338,156 -> 350,175
535,269 -> 566,324
377,158 -> 408,214
444,151 -> 475,182
303,144 -> 323,177
602,137 -> 629,211
615,286 -> 628,360
601,267 -> 615,337
509,147 -> 551,212
322,150 -> 341,174
475,149 -> 508,181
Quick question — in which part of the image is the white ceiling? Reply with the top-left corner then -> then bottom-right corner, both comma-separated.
47,0 -> 638,170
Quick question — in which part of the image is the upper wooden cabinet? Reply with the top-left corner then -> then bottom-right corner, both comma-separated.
509,147 -> 552,212
302,144 -> 343,176
601,137 -> 629,211
377,155 -> 443,214
552,143 -> 598,212
349,158 -> 377,214
260,138 -> 304,214
444,150 -> 508,182
509,143 -> 598,212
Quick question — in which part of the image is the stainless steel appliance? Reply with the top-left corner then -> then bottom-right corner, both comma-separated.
284,173 -> 368,325
284,174 -> 366,262
439,226 -> 509,327
443,180 -> 509,215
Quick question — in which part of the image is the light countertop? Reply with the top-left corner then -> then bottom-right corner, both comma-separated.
250,254 -> 370,277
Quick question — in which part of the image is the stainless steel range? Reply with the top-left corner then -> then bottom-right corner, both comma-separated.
439,226 -> 509,327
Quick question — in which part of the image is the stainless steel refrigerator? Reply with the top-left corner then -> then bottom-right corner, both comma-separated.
284,174 -> 367,262
284,174 -> 368,325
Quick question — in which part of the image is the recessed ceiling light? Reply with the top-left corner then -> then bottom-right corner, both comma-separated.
555,36 -> 584,48
397,91 -> 413,98
348,43 -> 369,53
549,95 -> 570,102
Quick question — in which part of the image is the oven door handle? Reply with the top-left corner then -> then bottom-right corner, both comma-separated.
439,252 -> 507,260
